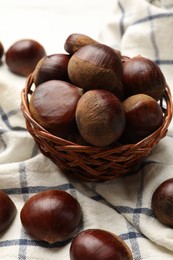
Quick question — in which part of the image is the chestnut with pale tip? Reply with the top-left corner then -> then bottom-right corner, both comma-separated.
20,190 -> 82,243
29,80 -> 82,138
68,43 -> 123,92
5,39 -> 46,77
33,53 -> 71,86
121,94 -> 164,144
75,89 -> 126,147
64,33 -> 97,55
0,190 -> 17,233
122,55 -> 166,100
64,33 -> 122,59
152,178 -> 173,227
70,229 -> 133,260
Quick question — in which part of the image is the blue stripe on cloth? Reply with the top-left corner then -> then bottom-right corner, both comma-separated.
19,162 -> 29,202
125,221 -> 142,260
133,168 -> 145,231
0,231 -> 146,249
3,183 -> 75,195
133,12 -> 173,25
115,205 -> 154,217
147,6 -> 160,61
118,0 -> 125,36
91,194 -> 103,201
120,231 -> 145,241
18,162 -> 30,260
155,59 -> 173,65
0,238 -> 72,248
0,105 -> 26,131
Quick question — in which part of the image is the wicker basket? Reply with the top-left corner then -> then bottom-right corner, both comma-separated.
21,73 -> 172,181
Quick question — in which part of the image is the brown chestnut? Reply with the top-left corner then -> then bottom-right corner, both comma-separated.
122,55 -> 166,100
0,190 -> 17,233
33,53 -> 70,86
152,178 -> 173,227
0,42 -> 4,60
121,94 -> 163,143
64,33 -> 122,59
5,39 -> 46,77
20,190 -> 82,243
70,229 -> 133,260
29,80 -> 82,138
75,89 -> 125,147
64,33 -> 97,55
68,43 -> 123,92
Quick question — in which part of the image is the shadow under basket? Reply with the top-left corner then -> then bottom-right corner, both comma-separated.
21,74 -> 173,182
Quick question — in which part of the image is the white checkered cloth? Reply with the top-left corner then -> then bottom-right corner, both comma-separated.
0,0 -> 173,259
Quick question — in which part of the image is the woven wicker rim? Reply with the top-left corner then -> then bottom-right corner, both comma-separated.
21,73 -> 173,181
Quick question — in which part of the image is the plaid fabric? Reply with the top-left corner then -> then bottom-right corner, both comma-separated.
0,0 -> 173,259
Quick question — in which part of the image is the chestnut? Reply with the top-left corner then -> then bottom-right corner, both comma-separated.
29,80 -> 82,138
0,190 -> 17,233
121,94 -> 163,143
122,55 -> 166,100
5,39 -> 46,77
64,33 -> 122,59
152,178 -> 173,227
75,89 -> 125,147
70,229 -> 133,260
33,53 -> 70,86
64,33 -> 97,55
68,43 -> 123,92
0,42 -> 4,60
20,190 -> 82,243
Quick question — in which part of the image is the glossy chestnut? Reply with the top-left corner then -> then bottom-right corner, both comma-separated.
70,229 -> 133,260
75,89 -> 125,146
0,190 -> 17,233
64,33 -> 97,55
29,80 -> 82,138
152,178 -> 173,227
122,55 -> 166,100
64,33 -> 122,58
33,53 -> 70,86
68,43 -> 123,92
5,39 -> 46,77
20,190 -> 82,243
121,94 -> 163,143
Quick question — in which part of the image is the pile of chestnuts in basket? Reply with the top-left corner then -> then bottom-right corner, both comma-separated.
1,34 -> 167,147
26,34 -> 167,146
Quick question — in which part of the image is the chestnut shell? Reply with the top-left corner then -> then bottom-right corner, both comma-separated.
5,39 -> 46,77
33,53 -> 70,86
20,190 -> 82,243
121,94 -> 163,143
152,178 -> 173,227
68,43 -> 123,92
0,190 -> 17,233
75,89 -> 125,147
64,33 -> 97,55
29,80 -> 82,138
122,55 -> 166,100
70,229 -> 133,260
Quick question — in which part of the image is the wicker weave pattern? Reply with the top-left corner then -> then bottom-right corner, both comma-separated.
21,74 -> 173,181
